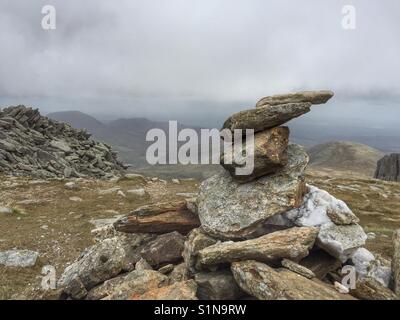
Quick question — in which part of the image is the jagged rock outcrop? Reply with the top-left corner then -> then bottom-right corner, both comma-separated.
0,105 -> 125,178
374,153 -> 400,182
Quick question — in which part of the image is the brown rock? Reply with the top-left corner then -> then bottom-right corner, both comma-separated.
256,90 -> 334,108
231,260 -> 354,300
131,280 -> 198,300
114,200 -> 200,234
197,227 -> 319,267
221,127 -> 289,183
169,263 -> 190,284
350,277 -> 398,300
222,103 -> 311,133
104,269 -> 168,300
139,232 -> 185,267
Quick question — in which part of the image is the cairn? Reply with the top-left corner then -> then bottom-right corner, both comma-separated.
57,91 -> 399,300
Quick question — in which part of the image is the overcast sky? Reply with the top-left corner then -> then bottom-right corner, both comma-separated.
0,0 -> 399,126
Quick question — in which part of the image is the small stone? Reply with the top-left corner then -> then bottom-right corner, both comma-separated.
172,179 -> 180,184
0,207 -> 13,214
64,182 -> 79,190
69,196 -> 82,202
135,258 -> 153,271
334,281 -> 349,294
158,264 -> 174,274
281,258 -> 316,279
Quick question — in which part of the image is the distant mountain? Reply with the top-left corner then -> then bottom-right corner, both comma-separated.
308,141 -> 385,177
47,111 -> 105,131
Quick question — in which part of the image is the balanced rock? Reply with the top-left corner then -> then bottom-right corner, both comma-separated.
374,153 -> 400,182
198,143 -> 308,239
231,260 -> 353,300
256,90 -> 334,108
223,103 -> 311,133
221,126 -> 289,183
197,227 -> 318,267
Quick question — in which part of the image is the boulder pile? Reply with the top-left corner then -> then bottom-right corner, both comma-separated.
0,105 -> 126,178
57,91 -> 400,300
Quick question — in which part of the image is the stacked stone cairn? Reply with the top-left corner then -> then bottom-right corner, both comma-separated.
57,91 -> 399,300
0,105 -> 126,179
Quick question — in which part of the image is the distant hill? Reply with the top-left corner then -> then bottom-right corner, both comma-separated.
308,141 -> 385,177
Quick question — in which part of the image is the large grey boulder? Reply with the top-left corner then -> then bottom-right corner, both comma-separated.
222,103 -> 311,133
0,250 -> 39,267
221,126 -> 289,183
374,153 -> 400,182
198,144 -> 308,239
256,90 -> 334,108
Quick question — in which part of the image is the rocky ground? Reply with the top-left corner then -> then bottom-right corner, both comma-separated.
0,174 -> 198,299
1,168 -> 399,299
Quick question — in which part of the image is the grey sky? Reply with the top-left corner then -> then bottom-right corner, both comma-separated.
0,0 -> 399,125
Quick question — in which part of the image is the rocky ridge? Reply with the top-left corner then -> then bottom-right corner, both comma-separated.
0,105 -> 125,179
55,90 -> 400,300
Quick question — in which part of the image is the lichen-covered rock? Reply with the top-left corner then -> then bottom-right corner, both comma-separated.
222,103 -> 311,133
138,231 -> 185,267
194,270 -> 244,300
169,263 -> 190,284
221,127 -> 289,183
231,260 -> 353,300
131,280 -> 198,300
58,233 -> 154,297
198,144 -> 308,239
0,250 -> 39,267
183,228 -> 219,274
197,227 -> 318,267
317,223 -> 367,262
256,90 -> 334,108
